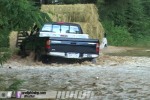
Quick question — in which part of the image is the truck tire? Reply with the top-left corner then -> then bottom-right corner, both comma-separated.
41,55 -> 51,64
91,58 -> 97,64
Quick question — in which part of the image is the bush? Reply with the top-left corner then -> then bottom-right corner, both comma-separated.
0,30 -> 10,47
82,0 -> 97,4
0,48 -> 12,66
103,21 -> 134,46
0,29 -> 11,66
0,0 -> 51,65
6,80 -> 24,91
133,36 -> 150,48
62,0 -> 80,4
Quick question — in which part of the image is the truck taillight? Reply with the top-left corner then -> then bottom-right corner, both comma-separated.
96,43 -> 100,53
45,40 -> 51,49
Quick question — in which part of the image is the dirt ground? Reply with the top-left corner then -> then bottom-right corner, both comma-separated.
0,46 -> 150,99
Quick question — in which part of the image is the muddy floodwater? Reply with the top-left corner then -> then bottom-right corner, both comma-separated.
0,46 -> 150,99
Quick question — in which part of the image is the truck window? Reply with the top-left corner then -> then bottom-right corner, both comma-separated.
70,26 -> 80,34
61,25 -> 69,33
41,24 -> 81,34
53,25 -> 60,33
42,24 -> 52,31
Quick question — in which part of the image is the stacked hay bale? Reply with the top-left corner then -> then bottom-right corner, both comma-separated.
9,31 -> 18,50
41,4 -> 104,40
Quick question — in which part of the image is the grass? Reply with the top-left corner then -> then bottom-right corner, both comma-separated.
6,79 -> 24,91
0,77 -> 24,91
0,48 -> 12,66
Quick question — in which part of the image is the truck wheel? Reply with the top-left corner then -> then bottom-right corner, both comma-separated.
41,55 -> 51,64
91,58 -> 97,64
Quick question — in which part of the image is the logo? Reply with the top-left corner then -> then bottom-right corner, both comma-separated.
0,91 -> 12,98
1,92 -> 6,97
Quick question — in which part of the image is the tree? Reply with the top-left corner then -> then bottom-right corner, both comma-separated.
141,0 -> 150,36
97,0 -> 148,39
0,0 -> 51,32
0,0 -> 51,65
125,0 -> 145,38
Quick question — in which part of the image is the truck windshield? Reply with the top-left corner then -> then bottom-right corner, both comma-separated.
41,24 -> 81,34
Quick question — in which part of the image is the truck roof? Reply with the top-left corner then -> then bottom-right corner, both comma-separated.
44,22 -> 81,26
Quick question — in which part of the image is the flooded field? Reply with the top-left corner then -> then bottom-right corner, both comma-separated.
0,46 -> 150,99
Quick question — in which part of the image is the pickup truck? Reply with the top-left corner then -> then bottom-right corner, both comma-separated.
19,22 -> 100,63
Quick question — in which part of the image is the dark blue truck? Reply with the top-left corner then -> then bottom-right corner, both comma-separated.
19,22 -> 100,63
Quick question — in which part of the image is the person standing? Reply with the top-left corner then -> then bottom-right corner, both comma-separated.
100,32 -> 108,49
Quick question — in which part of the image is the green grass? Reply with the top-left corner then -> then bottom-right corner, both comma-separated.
0,48 -> 12,66
0,78 -> 25,91
6,79 -> 25,91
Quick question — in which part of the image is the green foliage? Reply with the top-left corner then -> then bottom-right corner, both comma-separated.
125,0 -> 146,38
0,0 -> 51,65
97,0 -> 150,47
81,0 -> 98,4
46,0 -> 98,4
98,0 -> 128,24
0,48 -> 11,66
0,28 -> 12,67
6,80 -> 24,91
142,0 -> 150,17
0,0 -> 51,30
103,21 -> 134,46
0,29 -> 10,47
62,0 -> 80,4
141,0 -> 150,38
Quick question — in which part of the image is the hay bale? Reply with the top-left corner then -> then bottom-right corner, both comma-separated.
9,31 -> 18,50
41,4 -> 104,40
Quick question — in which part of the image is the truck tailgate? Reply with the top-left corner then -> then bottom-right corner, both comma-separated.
49,37 -> 99,54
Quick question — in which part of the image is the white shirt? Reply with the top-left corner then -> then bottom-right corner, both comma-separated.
100,37 -> 107,49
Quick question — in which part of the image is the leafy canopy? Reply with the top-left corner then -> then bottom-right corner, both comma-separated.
0,0 -> 51,31
0,0 -> 51,65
